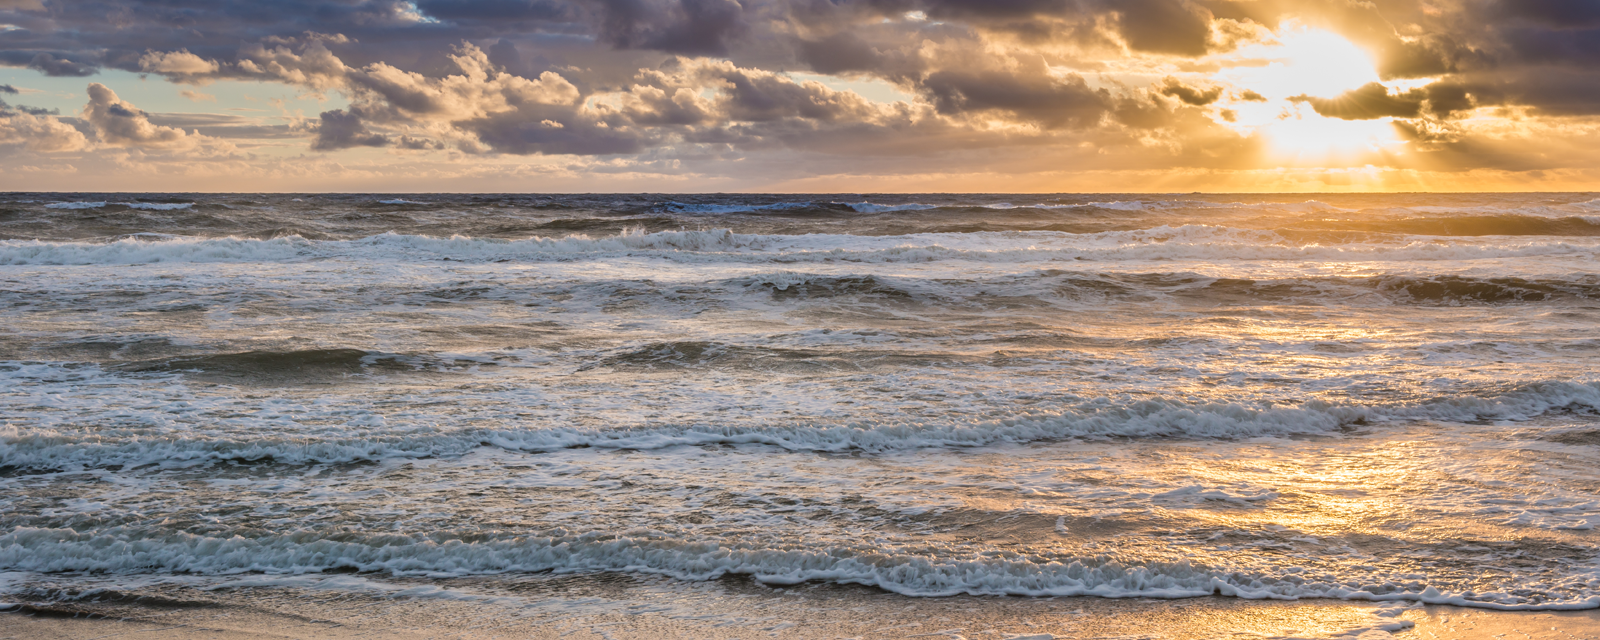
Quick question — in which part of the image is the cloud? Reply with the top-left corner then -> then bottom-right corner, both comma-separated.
1289,82 -> 1426,120
415,0 -> 575,23
139,50 -> 222,76
82,83 -> 230,151
922,67 -> 1112,130
590,0 -> 748,55
0,85 -> 16,94
0,109 -> 91,152
1487,0 -> 1600,28
1158,77 -> 1222,106
28,53 -> 98,77
1103,0 -> 1214,56
3,0 -> 1600,184
0,98 -> 57,116
312,108 -> 391,150
146,113 -> 298,139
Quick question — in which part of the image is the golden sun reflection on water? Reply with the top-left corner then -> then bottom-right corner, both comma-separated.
1186,443 -> 1427,537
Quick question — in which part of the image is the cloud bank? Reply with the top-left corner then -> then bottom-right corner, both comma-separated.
2,0 -> 1599,190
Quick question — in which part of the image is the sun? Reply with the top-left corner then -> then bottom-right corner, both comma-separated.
1218,25 -> 1406,162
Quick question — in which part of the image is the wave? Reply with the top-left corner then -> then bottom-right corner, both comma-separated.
0,235 -> 313,265
5,226 -> 1600,266
4,379 -> 1597,472
838,202 -> 940,213
1154,273 -> 1600,305
739,272 -> 921,299
116,348 -> 377,380
1283,214 -> 1600,237
658,201 -> 821,215
1366,275 -> 1599,303
42,202 -> 194,211
652,199 -> 1347,216
0,524 -> 1592,610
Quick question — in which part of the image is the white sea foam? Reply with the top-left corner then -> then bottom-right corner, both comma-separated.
377,199 -> 427,205
839,202 -> 940,213
0,236 -> 311,265
0,525 -> 1592,610
44,201 -> 107,209
3,373 -> 1594,470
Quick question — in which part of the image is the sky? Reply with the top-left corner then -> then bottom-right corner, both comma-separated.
1,0 -> 1599,192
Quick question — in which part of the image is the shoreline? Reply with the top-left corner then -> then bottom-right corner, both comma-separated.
3,574 -> 1597,639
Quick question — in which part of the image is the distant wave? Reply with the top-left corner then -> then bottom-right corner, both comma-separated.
658,201 -> 820,214
4,226 -> 1600,265
1283,214 -> 1600,237
43,201 -> 194,210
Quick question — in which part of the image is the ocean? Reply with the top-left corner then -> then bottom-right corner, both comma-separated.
2,193 -> 1598,637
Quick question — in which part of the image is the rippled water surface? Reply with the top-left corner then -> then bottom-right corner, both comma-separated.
2,193 -> 1598,622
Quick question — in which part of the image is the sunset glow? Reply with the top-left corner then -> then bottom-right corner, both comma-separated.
0,3 -> 1597,191
5,2 -> 1600,636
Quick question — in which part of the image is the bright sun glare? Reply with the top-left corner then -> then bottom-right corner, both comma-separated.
1223,26 -> 1405,162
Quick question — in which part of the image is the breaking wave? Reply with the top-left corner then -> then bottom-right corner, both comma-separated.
0,528 -> 1585,610
4,379 -> 1596,471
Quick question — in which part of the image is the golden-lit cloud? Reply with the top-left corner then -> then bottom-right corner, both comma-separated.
1,0 -> 1598,190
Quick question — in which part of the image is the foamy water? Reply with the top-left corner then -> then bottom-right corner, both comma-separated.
2,193 -> 1598,630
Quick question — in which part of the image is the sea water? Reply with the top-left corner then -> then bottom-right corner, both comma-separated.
1,193 -> 1598,624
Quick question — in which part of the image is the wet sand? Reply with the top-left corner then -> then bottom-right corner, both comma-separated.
3,573 -> 1596,639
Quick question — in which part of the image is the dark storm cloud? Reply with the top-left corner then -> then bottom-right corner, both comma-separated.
26,53 -> 98,76
1423,82 -> 1474,118
922,69 -> 1111,129
1158,77 -> 1221,106
312,108 -> 391,151
1290,82 -> 1425,120
1486,0 -> 1600,28
788,0 -> 1216,56
588,0 -> 748,55
712,66 -> 880,122
415,0 -> 575,23
1099,0 -> 1214,56
795,32 -> 882,75
1495,26 -> 1600,67
460,111 -> 647,154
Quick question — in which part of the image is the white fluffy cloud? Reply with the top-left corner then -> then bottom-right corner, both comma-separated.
81,83 -> 234,153
138,50 -> 221,76
0,109 -> 90,152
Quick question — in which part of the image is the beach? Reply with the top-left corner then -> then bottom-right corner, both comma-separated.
6,573 -> 1600,639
